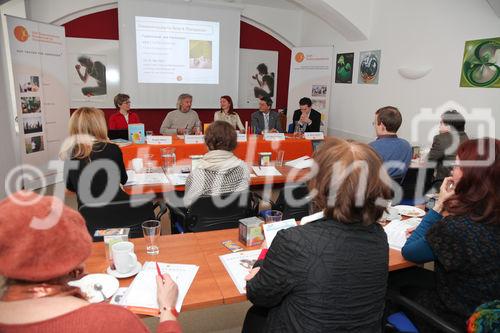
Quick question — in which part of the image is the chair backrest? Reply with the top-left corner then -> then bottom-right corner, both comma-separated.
79,198 -> 155,241
272,183 -> 311,221
398,167 -> 434,205
186,192 -> 252,232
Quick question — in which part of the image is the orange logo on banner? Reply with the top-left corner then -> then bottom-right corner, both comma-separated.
295,52 -> 305,63
14,26 -> 29,42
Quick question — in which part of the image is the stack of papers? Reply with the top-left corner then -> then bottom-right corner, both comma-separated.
166,173 -> 189,186
285,156 -> 314,169
220,250 -> 261,294
262,219 -> 297,246
120,261 -> 198,314
125,170 -> 169,186
251,166 -> 281,176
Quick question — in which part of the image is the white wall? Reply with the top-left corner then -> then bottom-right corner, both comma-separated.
302,0 -> 500,144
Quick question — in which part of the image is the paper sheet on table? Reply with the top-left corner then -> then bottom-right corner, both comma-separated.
121,262 -> 198,313
251,166 -> 281,176
167,173 -> 189,186
285,156 -> 314,169
125,170 -> 169,186
383,219 -> 412,250
219,250 -> 261,294
262,219 -> 297,246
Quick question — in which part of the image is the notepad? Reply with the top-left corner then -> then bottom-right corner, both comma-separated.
383,219 -> 421,250
285,156 -> 314,169
220,250 -> 261,294
251,166 -> 281,176
262,219 -> 297,246
125,170 -> 169,186
121,261 -> 198,315
166,173 -> 189,185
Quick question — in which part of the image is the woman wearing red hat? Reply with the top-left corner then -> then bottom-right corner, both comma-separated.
0,192 -> 181,333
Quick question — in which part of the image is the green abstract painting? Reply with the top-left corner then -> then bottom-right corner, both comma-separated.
460,37 -> 500,88
335,53 -> 354,84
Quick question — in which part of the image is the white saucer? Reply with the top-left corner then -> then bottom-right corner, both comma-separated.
69,273 -> 119,303
393,205 -> 426,218
106,262 -> 142,279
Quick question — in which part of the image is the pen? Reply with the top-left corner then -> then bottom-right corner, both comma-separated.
156,261 -> 164,280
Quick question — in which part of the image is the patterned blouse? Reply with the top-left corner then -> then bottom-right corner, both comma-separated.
213,110 -> 245,131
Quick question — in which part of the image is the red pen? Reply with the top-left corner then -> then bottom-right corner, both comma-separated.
155,261 -> 164,280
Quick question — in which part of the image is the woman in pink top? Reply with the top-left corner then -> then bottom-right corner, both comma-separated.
0,192 -> 181,333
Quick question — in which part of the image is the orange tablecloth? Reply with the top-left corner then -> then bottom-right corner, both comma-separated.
120,135 -> 314,169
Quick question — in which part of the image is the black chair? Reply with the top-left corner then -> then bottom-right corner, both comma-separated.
165,191 -> 256,233
271,183 -> 311,221
384,289 -> 465,333
397,168 -> 434,205
79,198 -> 156,241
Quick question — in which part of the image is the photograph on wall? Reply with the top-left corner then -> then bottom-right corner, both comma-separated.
21,96 -> 41,113
22,116 -> 43,134
311,85 -> 327,97
189,40 -> 212,69
19,75 -> 40,93
335,53 -> 354,84
358,50 -> 381,84
24,135 -> 45,154
312,98 -> 326,110
238,49 -> 278,108
459,37 -> 500,88
70,53 -> 107,100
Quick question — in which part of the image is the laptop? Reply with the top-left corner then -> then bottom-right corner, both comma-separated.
108,129 -> 129,140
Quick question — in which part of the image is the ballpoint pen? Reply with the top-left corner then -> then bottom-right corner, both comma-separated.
156,261 -> 164,280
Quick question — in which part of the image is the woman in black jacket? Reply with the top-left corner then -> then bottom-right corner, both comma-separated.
243,138 -> 393,332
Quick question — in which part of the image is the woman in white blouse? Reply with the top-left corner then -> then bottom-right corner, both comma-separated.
213,95 -> 245,132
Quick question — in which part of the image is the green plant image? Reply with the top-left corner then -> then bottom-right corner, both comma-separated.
460,38 -> 500,88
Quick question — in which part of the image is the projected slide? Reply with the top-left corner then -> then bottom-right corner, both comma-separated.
135,16 -> 219,84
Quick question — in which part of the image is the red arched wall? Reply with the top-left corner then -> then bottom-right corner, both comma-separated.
63,8 -> 291,134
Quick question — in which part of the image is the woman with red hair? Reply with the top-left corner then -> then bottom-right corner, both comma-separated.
394,138 -> 500,331
213,95 -> 245,132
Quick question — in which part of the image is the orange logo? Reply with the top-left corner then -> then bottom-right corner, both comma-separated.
295,52 -> 305,63
14,26 -> 29,42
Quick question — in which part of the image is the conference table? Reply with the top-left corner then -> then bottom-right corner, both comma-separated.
84,228 -> 414,312
120,135 -> 315,195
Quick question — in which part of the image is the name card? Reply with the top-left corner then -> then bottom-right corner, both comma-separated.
146,135 -> 172,145
184,135 -> 205,144
237,133 -> 247,142
263,133 -> 285,141
304,132 -> 325,140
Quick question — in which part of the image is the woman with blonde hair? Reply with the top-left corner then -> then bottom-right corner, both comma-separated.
243,138 -> 392,332
61,107 -> 154,237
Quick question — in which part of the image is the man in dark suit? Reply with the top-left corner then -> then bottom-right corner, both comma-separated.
251,97 -> 282,134
291,97 -> 322,132
428,110 -> 468,182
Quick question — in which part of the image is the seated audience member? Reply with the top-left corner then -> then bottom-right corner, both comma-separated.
291,97 -> 321,132
213,95 -> 245,132
160,94 -> 200,135
395,138 -> 500,331
184,121 -> 250,206
60,107 -> 130,208
108,93 -> 140,130
0,192 -> 182,333
243,138 -> 392,332
250,97 -> 282,134
427,110 -> 468,183
369,106 -> 412,180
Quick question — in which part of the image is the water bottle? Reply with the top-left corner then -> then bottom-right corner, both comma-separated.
160,147 -> 176,171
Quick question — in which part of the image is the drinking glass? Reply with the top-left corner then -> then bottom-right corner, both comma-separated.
275,150 -> 285,167
160,147 -> 176,171
142,220 -> 161,255
142,154 -> 155,173
264,210 -> 283,224
146,130 -> 153,137
193,121 -> 202,135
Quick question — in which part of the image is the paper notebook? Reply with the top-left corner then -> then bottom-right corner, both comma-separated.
251,166 -> 281,176
219,250 -> 261,294
262,219 -> 297,246
125,170 -> 169,186
120,261 -> 198,316
383,219 -> 421,250
285,156 -> 314,169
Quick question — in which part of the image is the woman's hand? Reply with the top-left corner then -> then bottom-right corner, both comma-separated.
156,274 -> 178,310
244,267 -> 261,281
434,177 -> 455,213
405,226 -> 416,238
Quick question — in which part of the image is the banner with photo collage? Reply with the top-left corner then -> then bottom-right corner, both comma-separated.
7,16 -> 70,189
286,47 -> 334,134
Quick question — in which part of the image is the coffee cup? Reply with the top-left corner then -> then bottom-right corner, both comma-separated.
112,241 -> 138,274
